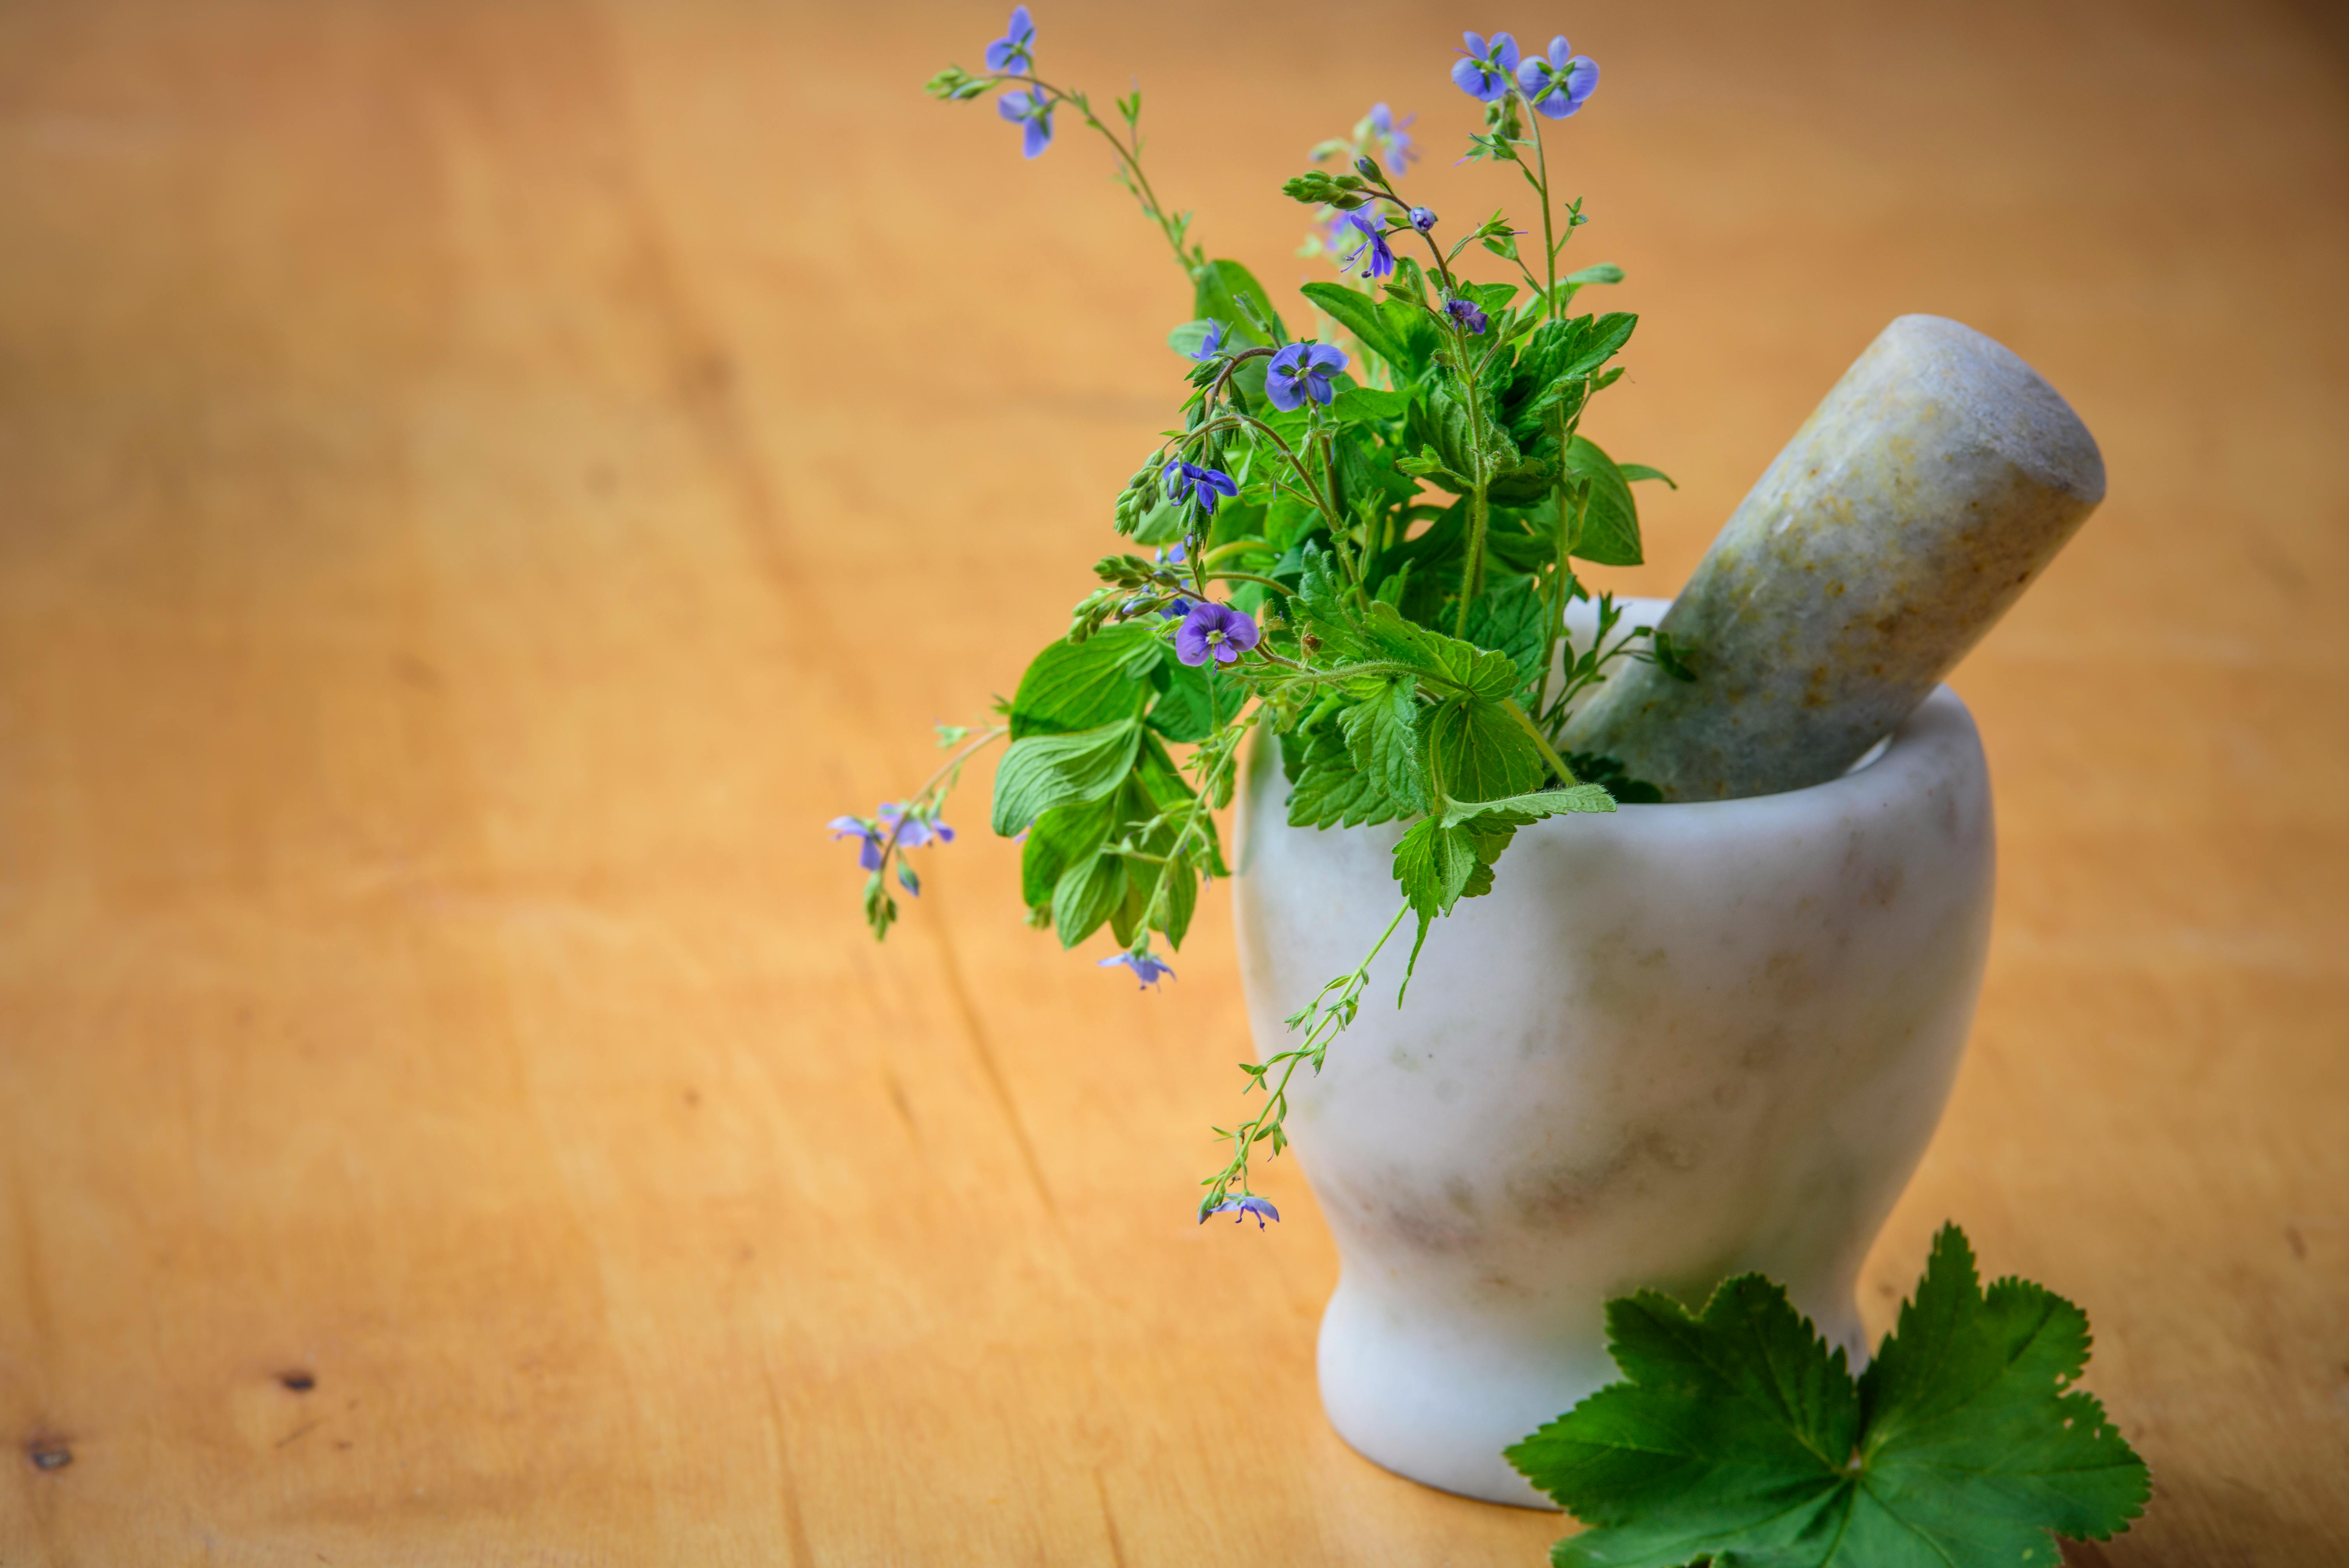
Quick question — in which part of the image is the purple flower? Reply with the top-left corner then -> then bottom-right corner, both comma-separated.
827,815 -> 886,872
1265,342 -> 1347,411
1363,103 -> 1418,175
830,804 -> 953,873
984,5 -> 1036,72
1408,206 -> 1438,234
1518,36 -> 1599,118
1100,951 -> 1176,989
879,802 -> 955,850
1445,296 -> 1489,335
1187,320 -> 1224,362
1202,1195 -> 1280,1228
1158,542 -> 1187,565
1338,211 -> 1396,281
1157,595 -> 1196,620
998,88 -> 1054,158
1162,459 -> 1239,515
1452,31 -> 1520,102
1174,600 -> 1260,666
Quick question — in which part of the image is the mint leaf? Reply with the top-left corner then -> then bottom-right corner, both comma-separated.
1284,725 -> 1405,830
1506,1224 -> 2149,1568
1463,572 -> 1550,702
1426,696 -> 1546,803
1192,259 -> 1287,347
1339,677 -> 1429,814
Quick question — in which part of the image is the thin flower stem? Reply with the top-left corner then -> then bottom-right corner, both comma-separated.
1501,697 -> 1579,785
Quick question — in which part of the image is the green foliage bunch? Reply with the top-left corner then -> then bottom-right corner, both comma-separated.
873,14 -> 1698,1223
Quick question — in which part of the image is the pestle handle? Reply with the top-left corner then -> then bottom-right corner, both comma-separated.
1561,314 -> 2104,800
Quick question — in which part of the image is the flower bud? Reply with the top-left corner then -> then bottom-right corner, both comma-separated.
1408,206 -> 1437,234
1353,154 -> 1383,182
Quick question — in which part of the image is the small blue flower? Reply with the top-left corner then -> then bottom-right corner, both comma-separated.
1187,320 -> 1224,362
1162,459 -> 1239,515
1100,951 -> 1176,989
1157,596 -> 1196,620
1339,211 -> 1396,281
1452,31 -> 1520,102
1445,296 -> 1489,335
1363,103 -> 1418,175
1265,342 -> 1347,411
830,804 -> 953,873
1158,542 -> 1188,565
1517,36 -> 1599,118
1202,1195 -> 1280,1228
1408,206 -> 1438,234
1174,600 -> 1260,666
984,5 -> 1036,72
827,814 -> 886,872
997,88 -> 1054,158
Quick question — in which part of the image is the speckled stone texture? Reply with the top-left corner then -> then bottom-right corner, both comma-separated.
1232,599 -> 1994,1506
1563,315 -> 2102,800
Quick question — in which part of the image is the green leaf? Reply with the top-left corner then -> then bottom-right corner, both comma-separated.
1011,624 -> 1161,738
1462,572 -> 1550,700
1506,1224 -> 2150,1568
1565,434 -> 1643,567
1167,318 -> 1222,358
1332,384 -> 1413,422
1300,282 -> 1409,369
990,719 -> 1143,837
1616,463 -> 1676,488
1364,602 -> 1521,700
1193,259 -> 1287,347
1464,280 -> 1519,317
1426,697 -> 1546,803
1146,655 -> 1219,743
1338,677 -> 1430,814
1020,795 -> 1116,909
1285,724 -> 1406,830
1439,784 -> 1617,827
1560,262 -> 1624,287
1051,850 -> 1127,948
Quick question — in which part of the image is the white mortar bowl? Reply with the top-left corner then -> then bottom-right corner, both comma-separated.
1230,602 -> 1994,1507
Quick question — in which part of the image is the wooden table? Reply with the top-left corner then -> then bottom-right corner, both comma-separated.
2,2 -> 2342,1561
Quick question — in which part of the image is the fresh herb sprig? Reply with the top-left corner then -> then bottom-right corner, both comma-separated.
1507,1224 -> 2152,1567
871,11 -> 1691,1224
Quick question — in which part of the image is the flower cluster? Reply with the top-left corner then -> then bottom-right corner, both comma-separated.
1452,30 -> 1599,118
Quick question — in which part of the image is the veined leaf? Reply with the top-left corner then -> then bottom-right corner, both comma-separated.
1051,850 -> 1126,948
1332,384 -> 1413,422
1285,725 -> 1406,830
1506,1224 -> 2150,1568
1338,676 -> 1429,814
991,719 -> 1142,837
1463,572 -> 1551,701
1426,697 -> 1546,804
1301,282 -> 1409,369
1564,434 -> 1643,567
1011,624 -> 1161,738
1020,795 -> 1115,909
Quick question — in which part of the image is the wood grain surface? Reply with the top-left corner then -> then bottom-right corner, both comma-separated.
1,1 -> 2343,1562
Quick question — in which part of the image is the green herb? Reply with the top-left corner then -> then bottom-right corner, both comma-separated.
1505,1224 -> 2151,1568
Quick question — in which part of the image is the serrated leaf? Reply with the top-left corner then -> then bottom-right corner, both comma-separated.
1441,784 -> 1617,827
1506,1224 -> 2150,1568
1426,697 -> 1547,803
1285,725 -> 1405,829
1463,572 -> 1550,700
1338,677 -> 1429,814
990,719 -> 1142,837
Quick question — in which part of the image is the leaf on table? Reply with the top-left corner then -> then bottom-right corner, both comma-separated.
1504,1224 -> 2150,1568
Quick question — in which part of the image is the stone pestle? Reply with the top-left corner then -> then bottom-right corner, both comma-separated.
1561,314 -> 2105,801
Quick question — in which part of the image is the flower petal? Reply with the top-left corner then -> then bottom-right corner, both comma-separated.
1451,57 -> 1497,99
1491,32 -> 1519,73
1023,112 -> 1052,158
1173,618 -> 1211,665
